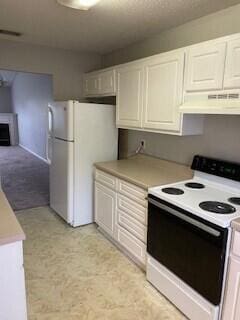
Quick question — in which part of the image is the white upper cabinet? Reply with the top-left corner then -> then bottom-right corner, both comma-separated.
116,62 -> 143,128
185,42 -> 226,92
83,74 -> 99,96
142,52 -> 184,132
84,33 -> 240,127
83,69 -> 116,97
224,38 -> 240,89
99,70 -> 116,95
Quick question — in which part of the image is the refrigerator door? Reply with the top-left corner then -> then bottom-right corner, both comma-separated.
50,138 -> 74,224
48,101 -> 74,141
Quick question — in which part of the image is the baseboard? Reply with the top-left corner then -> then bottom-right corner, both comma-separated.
19,144 -> 49,164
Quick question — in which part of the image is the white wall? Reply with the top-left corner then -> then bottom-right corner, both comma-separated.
0,87 -> 12,113
0,39 -> 101,100
103,4 -> 240,165
11,72 -> 53,160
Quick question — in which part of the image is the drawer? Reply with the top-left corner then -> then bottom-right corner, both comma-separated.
117,209 -> 147,243
95,169 -> 117,190
117,194 -> 147,225
232,231 -> 240,257
116,224 -> 146,265
118,179 -> 147,206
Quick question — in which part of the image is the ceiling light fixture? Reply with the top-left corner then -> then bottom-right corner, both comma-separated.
57,0 -> 100,10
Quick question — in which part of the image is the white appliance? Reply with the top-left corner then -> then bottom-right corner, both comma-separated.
48,101 -> 118,227
147,155 -> 240,320
180,90 -> 240,114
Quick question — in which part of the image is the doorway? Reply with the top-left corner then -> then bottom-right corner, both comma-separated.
0,69 -> 53,211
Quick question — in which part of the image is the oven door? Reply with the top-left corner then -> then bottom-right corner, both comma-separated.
147,194 -> 228,305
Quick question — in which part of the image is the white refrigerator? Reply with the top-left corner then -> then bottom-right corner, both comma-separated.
47,101 -> 118,227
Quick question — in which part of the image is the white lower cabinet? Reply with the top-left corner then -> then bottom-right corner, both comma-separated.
94,169 -> 147,266
94,182 -> 116,238
118,179 -> 147,207
117,194 -> 147,225
222,230 -> 240,320
0,241 -> 27,320
116,224 -> 146,265
117,209 -> 147,243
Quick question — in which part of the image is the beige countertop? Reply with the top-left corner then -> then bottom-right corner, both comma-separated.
0,191 -> 25,246
95,154 -> 193,190
232,218 -> 240,232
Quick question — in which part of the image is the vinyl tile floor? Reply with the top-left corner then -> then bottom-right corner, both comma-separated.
17,206 -> 186,320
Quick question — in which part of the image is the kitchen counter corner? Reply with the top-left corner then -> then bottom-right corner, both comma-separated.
232,218 -> 240,232
0,191 -> 25,246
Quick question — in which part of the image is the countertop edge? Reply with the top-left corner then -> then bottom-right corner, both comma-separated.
0,234 -> 26,247
0,191 -> 26,247
94,164 -> 149,189
231,219 -> 240,232
95,155 -> 193,190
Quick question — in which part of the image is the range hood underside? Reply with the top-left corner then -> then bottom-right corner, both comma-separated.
180,91 -> 240,114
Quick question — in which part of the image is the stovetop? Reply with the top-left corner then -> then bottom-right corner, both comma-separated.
149,176 -> 240,228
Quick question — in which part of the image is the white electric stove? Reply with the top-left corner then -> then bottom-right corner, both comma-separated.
146,155 -> 240,320
149,172 -> 240,228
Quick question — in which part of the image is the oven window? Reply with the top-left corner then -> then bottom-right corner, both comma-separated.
147,199 -> 228,305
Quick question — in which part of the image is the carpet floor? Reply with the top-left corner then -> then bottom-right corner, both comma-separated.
0,146 -> 49,211
18,206 -> 186,320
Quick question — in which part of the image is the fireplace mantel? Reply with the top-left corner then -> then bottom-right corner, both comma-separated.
0,113 -> 19,146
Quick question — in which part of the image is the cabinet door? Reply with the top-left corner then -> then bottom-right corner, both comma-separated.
99,70 -> 116,95
143,52 -> 184,132
222,256 -> 240,320
95,182 -> 116,237
0,242 -> 27,320
116,63 -> 143,128
224,38 -> 240,89
185,42 -> 226,92
83,75 -> 99,96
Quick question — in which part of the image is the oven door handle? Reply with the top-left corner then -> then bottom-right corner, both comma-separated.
148,198 -> 221,237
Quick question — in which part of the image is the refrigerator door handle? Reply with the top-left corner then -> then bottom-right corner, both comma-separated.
46,135 -> 51,164
47,105 -> 54,164
48,104 -> 54,135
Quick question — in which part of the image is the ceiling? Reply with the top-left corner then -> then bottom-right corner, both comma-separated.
0,0 -> 239,54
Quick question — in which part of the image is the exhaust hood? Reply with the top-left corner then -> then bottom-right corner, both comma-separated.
180,91 -> 240,115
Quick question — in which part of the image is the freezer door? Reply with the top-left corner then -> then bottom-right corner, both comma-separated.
50,138 -> 74,224
48,101 -> 74,141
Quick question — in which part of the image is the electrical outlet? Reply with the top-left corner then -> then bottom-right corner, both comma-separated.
140,140 -> 146,149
